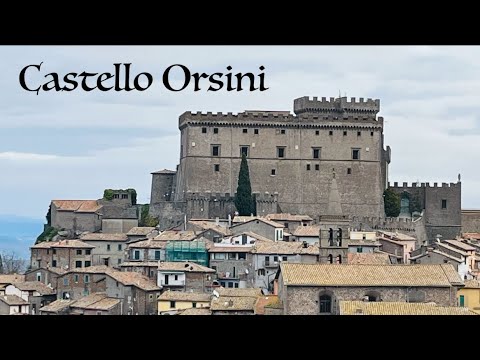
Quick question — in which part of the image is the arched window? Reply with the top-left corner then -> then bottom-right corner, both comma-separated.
328,228 -> 334,246
319,294 -> 332,313
336,255 -> 342,264
328,254 -> 333,264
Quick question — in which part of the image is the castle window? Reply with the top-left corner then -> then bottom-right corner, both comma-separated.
277,147 -> 285,158
113,194 -> 120,199
254,129 -> 259,134
347,168 -> 352,174
243,128 -> 248,133
329,130 -> 333,136
306,164 -> 311,171
212,145 -> 220,157
52,260 -> 57,267
214,128 -> 219,134
442,199 -> 447,209
319,294 -> 332,313
336,255 -> 342,264
371,131 -> 374,136
271,169 -> 276,176
357,131 -> 361,136
315,164 -> 320,171
315,130 -> 319,135
343,131 -> 347,136
240,146 -> 249,157
312,148 -> 321,159
352,149 -> 360,160
328,254 -> 333,264
75,261 -> 82,268
53,249 -> 56,255
281,129 -> 286,134
214,164 -> 220,172
202,127 -> 207,133
121,194 -> 128,199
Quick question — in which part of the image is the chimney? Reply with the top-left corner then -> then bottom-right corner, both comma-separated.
215,217 -> 219,225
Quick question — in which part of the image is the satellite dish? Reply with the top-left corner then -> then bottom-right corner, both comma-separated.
213,290 -> 220,298
245,269 -> 249,274
65,293 -> 70,299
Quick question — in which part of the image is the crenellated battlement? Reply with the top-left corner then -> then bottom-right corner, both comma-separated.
293,96 -> 380,116
388,181 -> 460,189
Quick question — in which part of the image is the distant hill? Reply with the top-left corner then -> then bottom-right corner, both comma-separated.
0,215 -> 44,259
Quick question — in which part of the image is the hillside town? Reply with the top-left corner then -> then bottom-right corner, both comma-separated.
3,95 -> 480,315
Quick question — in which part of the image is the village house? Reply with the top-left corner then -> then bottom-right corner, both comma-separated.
24,267 -> 66,291
50,200 -> 103,233
39,299 -> 75,315
0,274 -> 25,295
292,225 -> 320,245
251,240 -> 319,291
0,295 -> 29,315
55,265 -> 160,315
158,290 -> 211,314
5,281 -> 56,315
187,219 -> 232,242
69,293 -> 121,315
30,239 -> 95,271
157,261 -> 216,292
79,232 -> 129,267
348,231 -> 381,253
210,288 -> 262,315
377,231 -> 417,264
126,226 -> 158,242
457,279 -> 480,313
265,213 -> 313,233
339,301 -> 475,315
120,261 -> 159,281
231,218 -> 285,242
276,263 -> 464,315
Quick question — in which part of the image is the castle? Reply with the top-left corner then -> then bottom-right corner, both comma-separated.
149,96 -> 462,243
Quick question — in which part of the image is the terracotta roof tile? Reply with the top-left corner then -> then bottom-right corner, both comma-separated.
52,200 -> 102,213
0,295 -> 28,305
188,220 -> 232,236
127,239 -> 167,249
347,253 -> 391,265
13,281 -> 56,295
443,239 -> 476,251
211,296 -> 257,311
154,231 -> 199,241
0,274 -> 25,284
80,233 -> 128,241
216,288 -> 263,297
377,231 -> 416,241
462,233 -> 480,241
158,290 -> 211,302
339,301 -> 476,315
292,225 -> 320,237
31,239 -> 94,249
180,308 -> 212,315
464,279 -> 480,288
252,241 -> 319,255
280,263 -> 463,287
126,227 -> 157,236
232,217 -> 284,228
39,299 -> 74,313
70,293 -> 120,310
232,216 -> 260,223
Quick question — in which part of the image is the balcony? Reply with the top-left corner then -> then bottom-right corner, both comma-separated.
263,260 -> 279,268
158,280 -> 185,287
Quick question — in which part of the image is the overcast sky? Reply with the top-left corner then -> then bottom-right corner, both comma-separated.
1,46 -> 479,219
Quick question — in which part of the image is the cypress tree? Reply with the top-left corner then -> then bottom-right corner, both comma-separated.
235,154 -> 255,215
384,188 -> 401,217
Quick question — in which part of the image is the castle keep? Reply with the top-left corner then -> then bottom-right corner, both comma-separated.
150,96 -> 461,243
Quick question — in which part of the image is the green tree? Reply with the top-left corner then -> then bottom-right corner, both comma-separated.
235,154 -> 255,216
384,188 -> 401,217
139,204 -> 159,227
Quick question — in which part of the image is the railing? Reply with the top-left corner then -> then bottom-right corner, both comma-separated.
159,281 -> 185,287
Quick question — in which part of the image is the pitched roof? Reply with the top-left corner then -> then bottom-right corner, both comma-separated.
80,233 -> 128,242
52,200 -> 102,213
443,239 -> 476,251
265,213 -> 313,222
31,239 -> 94,249
120,261 -> 159,268
126,227 -> 156,236
463,233 -> 480,241
158,262 -> 215,273
347,253 -> 392,265
0,295 -> 28,305
211,296 -> 257,311
232,217 -> 284,228
232,216 -> 260,223
339,301 -> 476,315
179,308 -> 212,315
463,279 -> 480,288
216,288 -> 263,297
348,240 -> 381,246
127,239 -> 166,249
279,263 -> 463,287
154,231 -> 200,241
437,242 -> 469,256
39,299 -> 75,313
107,271 -> 160,291
64,265 -> 111,274
151,169 -> 176,175
188,220 -> 232,236
12,281 -> 56,295
158,291 -> 211,302
237,232 -> 274,243
0,274 -> 25,284
252,240 -> 319,255
292,225 -> 320,237
377,231 -> 416,241
70,293 -> 120,310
